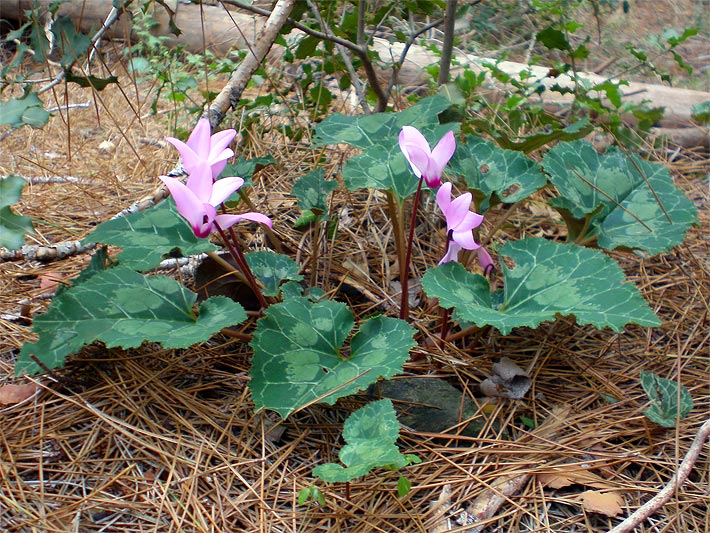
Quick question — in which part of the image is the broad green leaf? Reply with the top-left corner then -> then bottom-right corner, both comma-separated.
691,101 -> 710,124
343,143 -> 419,199
292,168 -> 337,215
0,92 -> 50,128
245,251 -> 303,297
592,80 -> 626,108
16,267 -> 246,375
295,35 -> 320,59
312,399 -> 412,483
449,135 -> 547,210
314,96 -> 457,199
250,298 -> 416,418
313,95 -> 453,149
421,238 -> 661,335
640,371 -> 694,427
86,198 -> 217,271
297,486 -> 326,506
543,141 -> 697,255
221,155 -> 275,188
0,175 -> 34,250
54,246 -> 113,298
397,476 -> 412,497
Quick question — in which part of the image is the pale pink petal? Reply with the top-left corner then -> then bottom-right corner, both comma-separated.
186,118 -> 212,157
159,176 -> 206,234
210,176 -> 244,206
166,137 -> 202,174
436,182 -> 453,213
439,241 -> 462,265
208,149 -> 234,179
422,160 -> 443,188
477,247 -> 494,273
231,211 -> 273,228
460,211 -> 484,231
399,126 -> 431,155
430,130 -> 456,174
452,229 -> 479,250
185,163 -> 214,203
399,126 -> 433,179
446,192 -> 474,228
214,211 -> 273,230
209,129 -> 237,159
400,144 -> 429,179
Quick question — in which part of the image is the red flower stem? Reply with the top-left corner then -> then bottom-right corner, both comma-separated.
214,222 -> 269,310
438,307 -> 450,348
400,178 -> 425,321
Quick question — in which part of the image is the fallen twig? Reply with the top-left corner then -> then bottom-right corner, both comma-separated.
608,418 -> 710,533
0,241 -> 96,263
454,407 -> 572,532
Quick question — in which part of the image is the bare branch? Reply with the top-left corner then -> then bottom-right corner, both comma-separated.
39,0 -> 135,95
208,0 -> 297,127
608,418 -> 710,533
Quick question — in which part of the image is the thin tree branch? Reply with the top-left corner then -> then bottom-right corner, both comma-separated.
222,0 -> 392,110
208,0 -> 297,127
38,0 -> 134,95
438,0 -> 458,85
305,0 -> 371,113
221,0 -> 364,54
383,17 -> 445,101
608,418 -> 710,533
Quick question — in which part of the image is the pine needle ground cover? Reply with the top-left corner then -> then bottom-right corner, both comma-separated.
1,5 -> 709,532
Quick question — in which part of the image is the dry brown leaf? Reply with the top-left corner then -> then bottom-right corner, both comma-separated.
38,271 -> 66,294
581,490 -> 624,517
0,383 -> 38,405
538,468 -> 615,490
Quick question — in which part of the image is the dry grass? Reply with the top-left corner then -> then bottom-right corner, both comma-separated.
1,16 -> 709,533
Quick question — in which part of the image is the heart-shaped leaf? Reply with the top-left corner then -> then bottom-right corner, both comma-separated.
250,298 -> 416,418
314,96 -> 458,200
543,141 -> 697,255
0,92 -> 50,128
640,371 -> 694,427
245,251 -> 303,297
449,135 -> 547,210
292,168 -> 337,224
312,399 -> 415,483
86,198 -> 217,271
421,238 -> 661,335
220,155 -> 275,188
343,143 -> 419,199
16,266 -> 246,375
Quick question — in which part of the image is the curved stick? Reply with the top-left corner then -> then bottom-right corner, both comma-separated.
609,418 -> 710,533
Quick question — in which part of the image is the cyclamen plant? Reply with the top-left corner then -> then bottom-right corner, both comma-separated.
159,118 -> 272,308
13,95 -> 698,485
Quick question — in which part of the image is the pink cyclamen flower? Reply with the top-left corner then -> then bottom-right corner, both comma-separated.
398,125 -> 456,188
160,164 -> 271,239
166,117 -> 236,179
436,182 -> 484,265
476,247 -> 495,276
